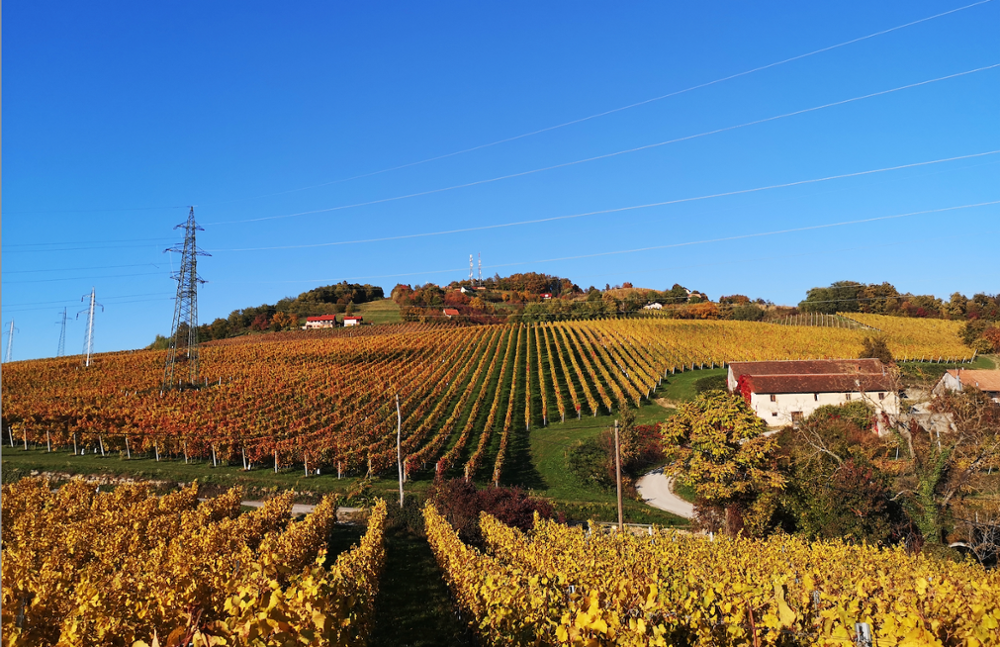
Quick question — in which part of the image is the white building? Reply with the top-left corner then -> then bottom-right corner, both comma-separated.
933,369 -> 1000,403
643,302 -> 663,310
343,316 -> 363,327
727,359 -> 899,431
303,314 -> 338,329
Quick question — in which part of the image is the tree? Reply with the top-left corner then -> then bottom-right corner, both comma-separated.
859,335 -> 894,365
250,313 -> 271,332
660,391 -> 785,535
893,388 -> 1000,545
271,312 -> 294,331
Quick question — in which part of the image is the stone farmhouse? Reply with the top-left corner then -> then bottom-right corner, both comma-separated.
933,369 -> 1000,403
727,359 -> 899,430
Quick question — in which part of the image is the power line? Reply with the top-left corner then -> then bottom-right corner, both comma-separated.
202,0 -> 996,207
207,64 -> 1000,226
4,236 -> 174,249
1,293 -> 175,310
4,271 -> 167,285
209,150 -> 1000,252
3,263 -> 162,275
214,200 -> 999,286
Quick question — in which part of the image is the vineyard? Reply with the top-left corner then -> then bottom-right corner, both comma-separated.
1,317 -> 971,482
426,505 -> 1000,646
0,477 -> 387,647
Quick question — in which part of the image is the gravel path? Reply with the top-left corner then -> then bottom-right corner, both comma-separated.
635,467 -> 695,519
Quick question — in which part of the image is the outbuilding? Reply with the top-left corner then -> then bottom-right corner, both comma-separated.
303,314 -> 338,329
342,316 -> 363,327
934,369 -> 1000,403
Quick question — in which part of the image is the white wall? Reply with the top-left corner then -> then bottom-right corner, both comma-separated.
749,390 -> 899,430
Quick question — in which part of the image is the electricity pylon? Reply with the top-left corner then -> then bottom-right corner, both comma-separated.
77,288 -> 103,367
163,207 -> 210,390
56,307 -> 69,357
3,321 -> 18,363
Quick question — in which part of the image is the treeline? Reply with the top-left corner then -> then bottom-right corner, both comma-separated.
149,282 -> 384,347
798,280 -> 1000,320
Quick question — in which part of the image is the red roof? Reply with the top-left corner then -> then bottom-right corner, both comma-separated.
306,315 -> 338,322
744,374 -> 895,395
343,316 -> 363,321
729,359 -> 886,382
442,308 -> 460,316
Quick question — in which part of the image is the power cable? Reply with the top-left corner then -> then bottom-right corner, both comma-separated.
207,64 -> 1000,226
3,263 -> 163,275
4,271 -> 168,285
208,150 -> 1000,252
204,0 -> 996,206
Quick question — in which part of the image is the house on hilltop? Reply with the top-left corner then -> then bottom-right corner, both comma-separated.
442,308 -> 460,318
343,316 -> 363,327
934,369 -> 1000,403
303,314 -> 338,330
727,359 -> 899,430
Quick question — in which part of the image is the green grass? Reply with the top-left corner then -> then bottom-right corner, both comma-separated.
660,367 -> 728,403
355,299 -> 403,325
673,480 -> 697,503
899,354 -> 996,384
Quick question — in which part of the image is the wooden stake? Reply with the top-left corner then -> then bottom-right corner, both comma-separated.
396,394 -> 404,508
8,426 -> 13,448
155,442 -> 160,462
99,436 -> 105,457
46,430 -> 51,452
274,449 -> 278,474
183,441 -> 188,464
614,419 -> 623,533
126,436 -> 131,459
211,444 -> 216,467
73,433 -> 78,455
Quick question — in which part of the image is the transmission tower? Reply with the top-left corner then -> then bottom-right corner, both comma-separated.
468,254 -> 474,283
3,321 -> 18,363
56,307 -> 69,357
163,207 -> 210,390
77,288 -> 104,367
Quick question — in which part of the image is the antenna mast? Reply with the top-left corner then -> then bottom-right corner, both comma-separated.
77,288 -> 103,367
469,254 -> 474,283
56,307 -> 69,357
163,207 -> 210,390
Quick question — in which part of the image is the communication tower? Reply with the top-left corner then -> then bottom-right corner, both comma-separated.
163,207 -> 210,389
3,321 -> 18,363
469,254 -> 474,283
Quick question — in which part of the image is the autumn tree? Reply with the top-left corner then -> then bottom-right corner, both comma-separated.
660,391 -> 784,535
859,335 -> 894,365
894,388 -> 1000,545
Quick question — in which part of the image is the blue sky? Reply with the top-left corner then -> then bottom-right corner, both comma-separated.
3,1 -> 998,361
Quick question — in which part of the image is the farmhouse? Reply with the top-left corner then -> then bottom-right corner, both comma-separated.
343,316 -> 363,327
933,369 -> 1000,403
540,293 -> 552,300
442,308 -> 460,318
303,314 -> 338,329
727,359 -> 899,429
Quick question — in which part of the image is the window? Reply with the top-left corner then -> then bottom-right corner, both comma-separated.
878,392 -> 885,401
769,394 -> 777,402
813,393 -> 819,401
845,393 -> 852,401
771,412 -> 778,417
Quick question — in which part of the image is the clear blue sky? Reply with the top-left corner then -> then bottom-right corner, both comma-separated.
3,1 -> 998,361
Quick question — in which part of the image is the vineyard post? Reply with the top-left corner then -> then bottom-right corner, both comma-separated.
304,453 -> 308,477
183,441 -> 188,464
46,430 -> 51,452
338,461 -> 341,479
274,450 -> 278,473
73,433 -> 78,455
126,436 -> 131,459
211,444 -> 216,467
9,425 -> 14,448
155,442 -> 160,462
396,394 -> 404,508
98,435 -> 105,457
614,419 -> 623,533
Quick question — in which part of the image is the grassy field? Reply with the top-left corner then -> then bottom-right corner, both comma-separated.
355,298 -> 403,324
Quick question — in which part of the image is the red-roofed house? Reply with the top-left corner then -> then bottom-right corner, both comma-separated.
727,359 -> 899,430
934,369 -> 1000,403
343,316 -> 363,327
442,308 -> 460,318
303,314 -> 338,330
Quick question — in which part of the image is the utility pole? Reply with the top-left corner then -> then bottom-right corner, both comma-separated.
77,289 -> 103,367
56,307 -> 69,357
3,321 -> 18,363
396,394 -> 404,508
614,419 -> 623,532
163,207 -> 210,390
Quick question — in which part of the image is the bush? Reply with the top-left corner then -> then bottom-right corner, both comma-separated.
808,402 -> 875,433
427,479 -> 556,545
694,374 -> 728,394
567,437 -> 614,492
731,304 -> 765,321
